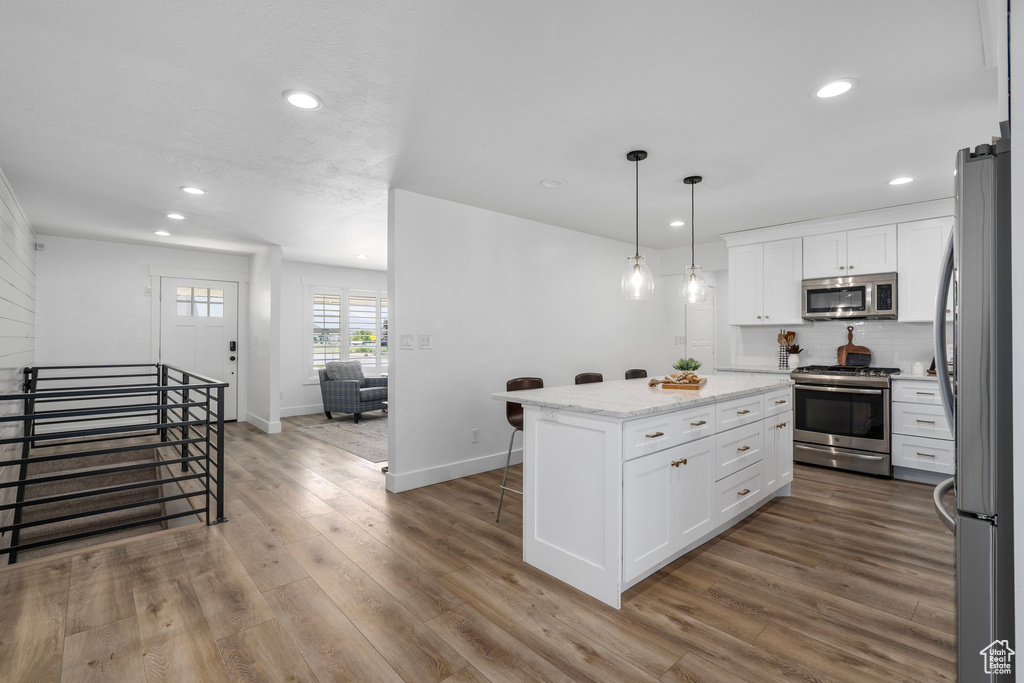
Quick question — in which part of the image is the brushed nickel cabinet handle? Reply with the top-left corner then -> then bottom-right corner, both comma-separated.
671,458 -> 688,467
737,446 -> 751,452
916,419 -> 935,424
916,392 -> 935,396
737,410 -> 751,415
691,420 -> 707,426
737,488 -> 751,496
916,452 -> 936,457
645,432 -> 664,439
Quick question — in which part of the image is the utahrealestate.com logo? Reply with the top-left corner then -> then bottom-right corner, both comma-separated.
980,640 -> 1015,676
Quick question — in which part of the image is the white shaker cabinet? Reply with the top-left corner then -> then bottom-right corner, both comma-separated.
803,225 -> 897,279
728,238 -> 803,325
622,437 -> 715,582
763,411 -> 794,492
897,217 -> 954,322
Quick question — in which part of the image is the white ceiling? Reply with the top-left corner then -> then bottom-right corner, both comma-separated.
0,1 -> 1001,271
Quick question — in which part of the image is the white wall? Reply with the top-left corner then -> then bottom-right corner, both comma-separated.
0,167 -> 36,565
245,246 -> 282,433
36,235 -> 250,365
279,260 -> 387,417
387,189 -> 674,492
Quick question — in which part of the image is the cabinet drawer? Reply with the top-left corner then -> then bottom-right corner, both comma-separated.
715,461 -> 763,525
715,395 -> 763,432
892,402 -> 952,440
892,380 -> 943,405
677,404 -> 716,444
622,413 -> 683,460
763,388 -> 793,417
715,421 -> 762,480
892,434 -> 955,474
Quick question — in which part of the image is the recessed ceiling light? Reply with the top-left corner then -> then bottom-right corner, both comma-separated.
888,177 -> 914,185
814,78 -> 858,99
356,254 -> 369,259
154,230 -> 171,236
669,220 -> 685,227
180,186 -> 206,195
540,178 -> 566,188
166,213 -> 186,220
283,90 -> 322,110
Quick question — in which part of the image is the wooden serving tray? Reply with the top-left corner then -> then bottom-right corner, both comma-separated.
661,378 -> 707,390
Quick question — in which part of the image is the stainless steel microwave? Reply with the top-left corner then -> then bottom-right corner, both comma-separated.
801,272 -> 897,320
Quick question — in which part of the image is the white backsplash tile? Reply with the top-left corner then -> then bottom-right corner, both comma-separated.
734,319 -> 950,372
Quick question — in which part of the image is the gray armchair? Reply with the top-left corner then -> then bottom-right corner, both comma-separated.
318,360 -> 388,423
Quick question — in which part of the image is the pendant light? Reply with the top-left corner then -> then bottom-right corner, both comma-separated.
621,150 -> 654,300
681,175 -> 708,304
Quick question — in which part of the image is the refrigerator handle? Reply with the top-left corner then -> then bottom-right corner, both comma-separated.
933,229 -> 955,430
933,476 -> 956,533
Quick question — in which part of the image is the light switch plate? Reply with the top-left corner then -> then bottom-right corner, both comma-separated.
399,334 -> 414,350
418,333 -> 433,350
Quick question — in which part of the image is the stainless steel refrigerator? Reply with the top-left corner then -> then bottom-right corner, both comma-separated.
933,130 -> 1014,681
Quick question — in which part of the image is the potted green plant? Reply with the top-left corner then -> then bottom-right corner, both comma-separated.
672,357 -> 702,373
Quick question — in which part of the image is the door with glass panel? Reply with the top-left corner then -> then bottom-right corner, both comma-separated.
160,278 -> 239,420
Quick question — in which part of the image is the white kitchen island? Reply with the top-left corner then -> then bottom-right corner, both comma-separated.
492,375 -> 795,608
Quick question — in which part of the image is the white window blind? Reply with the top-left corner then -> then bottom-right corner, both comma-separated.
313,293 -> 342,369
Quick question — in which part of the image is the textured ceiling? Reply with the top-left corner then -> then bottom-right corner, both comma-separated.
0,1 -> 1000,270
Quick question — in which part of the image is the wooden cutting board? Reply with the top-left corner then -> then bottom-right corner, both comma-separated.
661,378 -> 707,390
837,326 -> 871,366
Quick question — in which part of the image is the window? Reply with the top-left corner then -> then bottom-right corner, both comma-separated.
312,293 -> 343,369
177,286 -> 224,317
347,294 -> 388,369
307,288 -> 387,377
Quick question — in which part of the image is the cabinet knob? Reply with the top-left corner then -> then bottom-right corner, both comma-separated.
645,432 -> 664,439
839,266 -> 845,270
690,420 -> 707,426
671,458 -> 688,467
737,445 -> 751,452
946,309 -> 951,314
916,452 -> 936,457
737,488 -> 751,496
849,265 -> 854,270
757,315 -> 762,319
765,315 -> 770,320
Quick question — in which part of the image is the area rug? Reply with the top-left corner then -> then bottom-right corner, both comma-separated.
297,413 -> 388,463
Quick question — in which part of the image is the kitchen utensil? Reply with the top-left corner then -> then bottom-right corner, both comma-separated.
785,331 -> 795,346
837,326 -> 871,366
777,332 -> 786,346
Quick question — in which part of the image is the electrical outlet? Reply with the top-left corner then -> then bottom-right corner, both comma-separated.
471,428 -> 480,444
279,391 -> 284,400
144,286 -> 152,297
399,334 -> 414,350
418,333 -> 432,349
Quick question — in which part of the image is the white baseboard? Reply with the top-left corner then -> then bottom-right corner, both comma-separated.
246,413 -> 281,434
386,448 -> 521,493
280,403 -> 325,418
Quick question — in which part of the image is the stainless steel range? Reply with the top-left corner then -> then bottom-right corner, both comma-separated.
790,365 -> 900,476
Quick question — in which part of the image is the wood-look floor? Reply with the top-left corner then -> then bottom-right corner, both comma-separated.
0,414 -> 956,682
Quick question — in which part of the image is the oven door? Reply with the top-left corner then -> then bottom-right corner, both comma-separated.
793,384 -> 890,453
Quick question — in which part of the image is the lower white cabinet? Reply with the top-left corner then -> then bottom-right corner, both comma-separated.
622,437 -> 714,582
715,461 -> 763,523
763,410 -> 794,492
891,378 -> 954,478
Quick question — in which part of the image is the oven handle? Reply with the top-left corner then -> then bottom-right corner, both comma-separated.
795,443 -> 885,461
795,385 -> 883,395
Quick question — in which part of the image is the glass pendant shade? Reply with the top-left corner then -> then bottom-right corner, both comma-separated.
622,255 -> 654,300
682,264 -> 708,304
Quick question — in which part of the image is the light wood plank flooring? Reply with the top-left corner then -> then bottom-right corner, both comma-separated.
0,415 -> 956,682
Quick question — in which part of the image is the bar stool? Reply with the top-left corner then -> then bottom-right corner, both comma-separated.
496,376 -> 543,522
625,369 -> 647,379
574,372 -> 603,384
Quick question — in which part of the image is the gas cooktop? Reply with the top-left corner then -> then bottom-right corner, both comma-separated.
792,365 -> 902,378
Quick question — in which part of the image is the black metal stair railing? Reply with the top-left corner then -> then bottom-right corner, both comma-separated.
0,363 -> 228,564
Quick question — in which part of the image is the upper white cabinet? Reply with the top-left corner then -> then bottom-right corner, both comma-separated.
728,238 -> 803,326
803,225 -> 898,279
897,217 -> 954,322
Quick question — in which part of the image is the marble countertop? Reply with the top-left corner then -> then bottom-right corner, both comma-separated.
492,375 -> 794,419
715,366 -> 792,375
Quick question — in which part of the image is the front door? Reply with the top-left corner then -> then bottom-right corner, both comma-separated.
159,278 -> 238,420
